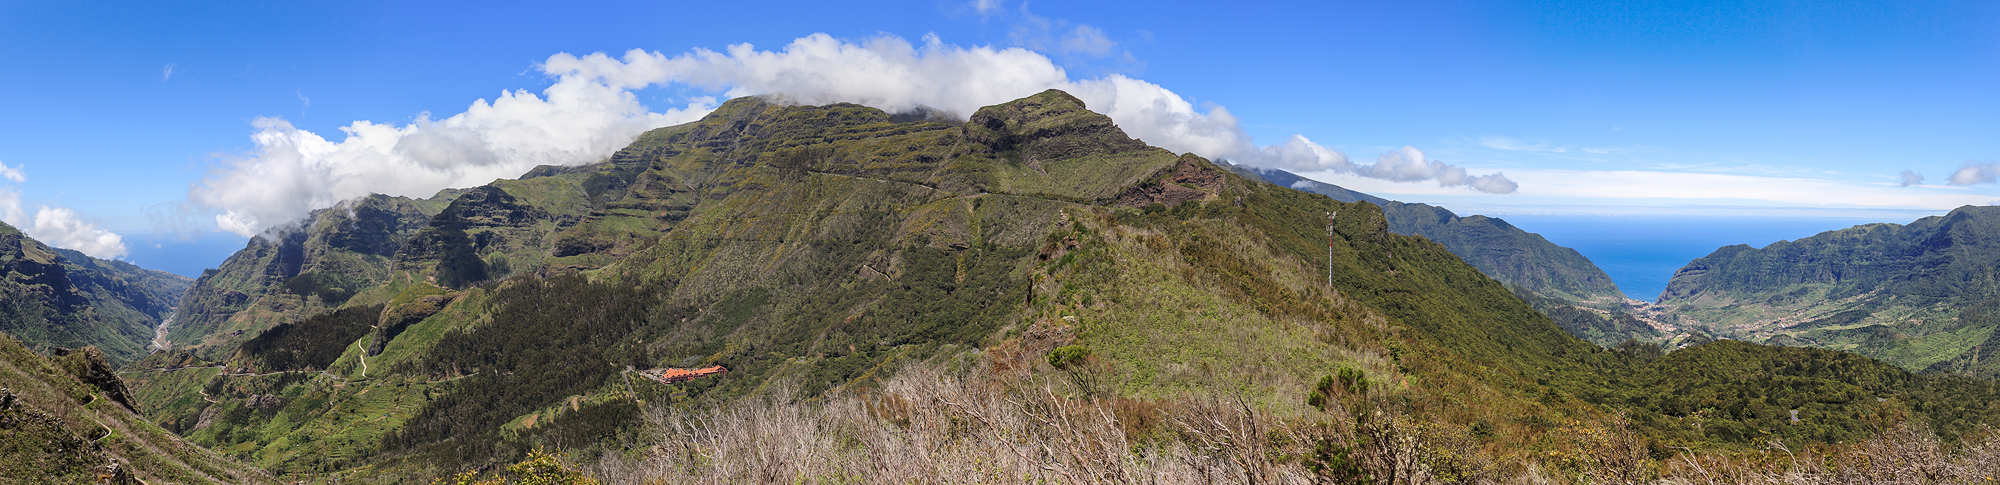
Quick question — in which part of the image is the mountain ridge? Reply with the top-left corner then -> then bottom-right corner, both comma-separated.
110,90 -> 2000,482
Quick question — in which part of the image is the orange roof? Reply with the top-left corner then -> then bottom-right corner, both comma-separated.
655,365 -> 728,383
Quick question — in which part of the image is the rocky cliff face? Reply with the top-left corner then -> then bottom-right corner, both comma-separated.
166,194 -> 449,355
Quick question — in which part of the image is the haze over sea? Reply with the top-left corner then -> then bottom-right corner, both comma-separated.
1499,215 -> 1905,302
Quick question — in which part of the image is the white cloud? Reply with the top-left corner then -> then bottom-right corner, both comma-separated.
1949,161 -> 1998,185
0,163 -> 125,258
1899,170 -> 1925,187
189,62 -> 718,237
162,63 -> 176,82
0,187 -> 23,225
580,34 -> 1508,191
0,161 -> 23,183
971,0 -> 1002,15
31,206 -> 126,259
1477,135 -> 1635,158
1236,135 -> 1514,191
191,32 -> 1514,236
1390,146 -> 1515,193
1468,175 -> 1521,194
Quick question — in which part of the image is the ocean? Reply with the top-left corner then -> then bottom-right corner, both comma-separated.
1495,215 -> 1904,302
121,234 -> 252,279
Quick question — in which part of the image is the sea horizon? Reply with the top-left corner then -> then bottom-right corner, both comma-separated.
1497,214 -> 1914,302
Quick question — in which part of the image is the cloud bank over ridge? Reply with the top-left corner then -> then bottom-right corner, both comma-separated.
190,33 -> 1515,237
1950,161 -> 1999,186
0,161 -> 127,259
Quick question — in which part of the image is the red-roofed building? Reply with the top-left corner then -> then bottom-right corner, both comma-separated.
653,365 -> 728,384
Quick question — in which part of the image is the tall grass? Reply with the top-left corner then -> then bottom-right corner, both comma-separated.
583,357 -> 2000,485
602,365 -> 1313,484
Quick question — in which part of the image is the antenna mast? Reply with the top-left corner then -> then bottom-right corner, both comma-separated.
1326,211 -> 1337,287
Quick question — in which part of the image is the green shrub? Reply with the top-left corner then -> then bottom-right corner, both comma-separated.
1047,345 -> 1090,369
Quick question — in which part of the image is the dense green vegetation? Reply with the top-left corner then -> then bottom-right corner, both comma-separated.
1587,340 -> 2000,445
236,304 -> 384,372
383,275 -> 657,467
1515,287 -> 1660,346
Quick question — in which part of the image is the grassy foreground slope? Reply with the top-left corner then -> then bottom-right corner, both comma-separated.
0,333 -> 276,484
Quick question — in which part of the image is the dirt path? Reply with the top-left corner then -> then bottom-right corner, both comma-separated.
356,340 -> 369,378
118,365 -> 223,375
620,366 -> 638,401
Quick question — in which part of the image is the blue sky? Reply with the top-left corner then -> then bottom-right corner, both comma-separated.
1,0 -> 1995,284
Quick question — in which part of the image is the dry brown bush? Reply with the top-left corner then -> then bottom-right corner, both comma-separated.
1650,424 -> 2000,485
610,366 -> 1323,485
592,361 -> 2000,485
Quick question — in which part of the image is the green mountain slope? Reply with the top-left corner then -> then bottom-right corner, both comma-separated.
1610,339 -> 2000,445
0,221 -> 192,365
1658,205 -> 2000,375
1232,166 -> 1625,304
164,172 -> 612,358
0,334 -> 277,484
1229,166 -> 1654,346
166,194 -> 451,356
121,91 -> 2000,482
